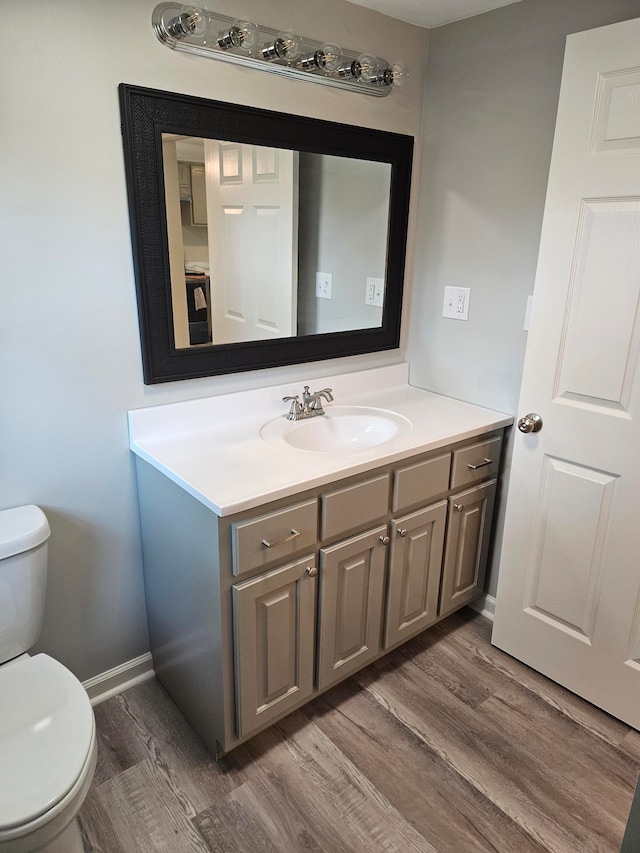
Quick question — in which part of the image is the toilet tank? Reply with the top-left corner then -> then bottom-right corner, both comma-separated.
0,505 -> 50,664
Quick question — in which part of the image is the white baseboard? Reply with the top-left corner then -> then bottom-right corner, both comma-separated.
82,653 -> 155,706
469,593 -> 496,622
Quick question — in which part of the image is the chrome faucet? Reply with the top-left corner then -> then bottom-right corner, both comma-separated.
303,385 -> 334,415
283,386 -> 334,420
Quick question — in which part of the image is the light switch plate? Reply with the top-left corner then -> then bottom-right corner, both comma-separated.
366,277 -> 384,307
443,286 -> 470,320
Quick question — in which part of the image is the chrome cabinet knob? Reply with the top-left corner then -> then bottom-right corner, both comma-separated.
306,566 -> 317,577
518,413 -> 543,433
379,535 -> 390,546
397,528 -> 408,538
454,504 -> 464,512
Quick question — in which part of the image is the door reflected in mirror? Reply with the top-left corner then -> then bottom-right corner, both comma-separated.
162,134 -> 391,349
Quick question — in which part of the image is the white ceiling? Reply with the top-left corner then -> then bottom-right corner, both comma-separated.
344,0 -> 524,29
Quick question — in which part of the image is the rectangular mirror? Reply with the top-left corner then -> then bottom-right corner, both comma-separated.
119,85 -> 413,383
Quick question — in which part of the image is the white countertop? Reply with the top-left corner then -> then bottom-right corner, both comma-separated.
128,364 -> 513,516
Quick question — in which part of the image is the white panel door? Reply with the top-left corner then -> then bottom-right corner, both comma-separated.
492,17 -> 640,728
204,141 -> 298,344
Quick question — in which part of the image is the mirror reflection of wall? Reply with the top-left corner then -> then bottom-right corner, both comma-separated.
161,135 -> 391,350
297,154 -> 390,336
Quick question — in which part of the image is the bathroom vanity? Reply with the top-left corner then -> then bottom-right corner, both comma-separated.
129,365 -> 512,756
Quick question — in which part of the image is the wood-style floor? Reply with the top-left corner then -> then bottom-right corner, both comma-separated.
78,610 -> 640,852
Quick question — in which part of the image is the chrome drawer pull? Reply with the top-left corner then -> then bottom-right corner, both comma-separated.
261,529 -> 301,548
467,458 -> 492,470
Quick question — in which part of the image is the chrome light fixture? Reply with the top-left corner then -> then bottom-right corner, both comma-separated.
152,3 -> 406,97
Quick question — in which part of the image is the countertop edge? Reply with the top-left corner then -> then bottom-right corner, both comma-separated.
131,411 -> 513,517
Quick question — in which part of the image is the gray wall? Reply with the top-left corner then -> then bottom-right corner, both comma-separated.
0,0 -> 427,681
407,0 -> 640,596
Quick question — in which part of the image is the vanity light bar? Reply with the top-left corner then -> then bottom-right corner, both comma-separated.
151,4 -> 407,97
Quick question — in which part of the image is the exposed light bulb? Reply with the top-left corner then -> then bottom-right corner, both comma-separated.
217,19 -> 259,51
318,43 -> 343,73
372,61 -> 408,87
261,31 -> 302,62
166,5 -> 209,39
354,53 -> 379,83
298,43 -> 343,72
336,53 -> 379,81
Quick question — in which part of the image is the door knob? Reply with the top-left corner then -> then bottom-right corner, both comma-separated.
517,413 -> 543,433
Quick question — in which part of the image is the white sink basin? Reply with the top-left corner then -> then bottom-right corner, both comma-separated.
260,406 -> 412,453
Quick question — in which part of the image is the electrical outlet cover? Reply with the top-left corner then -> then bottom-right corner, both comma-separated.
316,272 -> 332,299
442,286 -> 470,320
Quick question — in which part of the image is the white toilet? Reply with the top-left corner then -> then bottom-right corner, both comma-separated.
0,506 -> 97,853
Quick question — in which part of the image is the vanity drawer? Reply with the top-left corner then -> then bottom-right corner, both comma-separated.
231,499 -> 318,577
321,474 -> 390,540
392,453 -> 451,513
450,435 -> 502,490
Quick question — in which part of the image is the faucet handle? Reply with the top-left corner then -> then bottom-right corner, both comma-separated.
283,395 -> 302,420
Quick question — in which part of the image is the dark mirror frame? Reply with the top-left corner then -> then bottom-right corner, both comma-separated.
119,84 -> 413,384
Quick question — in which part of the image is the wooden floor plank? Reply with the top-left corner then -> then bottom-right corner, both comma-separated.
91,697 -> 150,787
306,679 -> 547,853
436,612 -> 632,746
398,626 -> 515,709
241,710 -> 437,853
80,759 -> 209,852
194,781 -> 320,853
620,730 -> 640,763
356,652 -> 622,852
478,680 -> 638,845
103,679 -> 247,815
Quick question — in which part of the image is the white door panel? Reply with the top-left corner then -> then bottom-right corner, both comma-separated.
205,140 -> 297,343
493,17 -> 640,728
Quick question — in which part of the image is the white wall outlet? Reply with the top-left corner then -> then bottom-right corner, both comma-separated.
316,272 -> 332,299
442,286 -> 471,320
366,277 -> 385,307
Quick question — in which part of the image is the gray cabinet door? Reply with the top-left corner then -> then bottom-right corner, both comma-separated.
317,526 -> 388,690
439,479 -> 497,617
232,554 -> 316,738
384,502 -> 447,648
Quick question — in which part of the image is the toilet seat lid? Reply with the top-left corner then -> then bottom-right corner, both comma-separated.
0,654 -> 94,830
